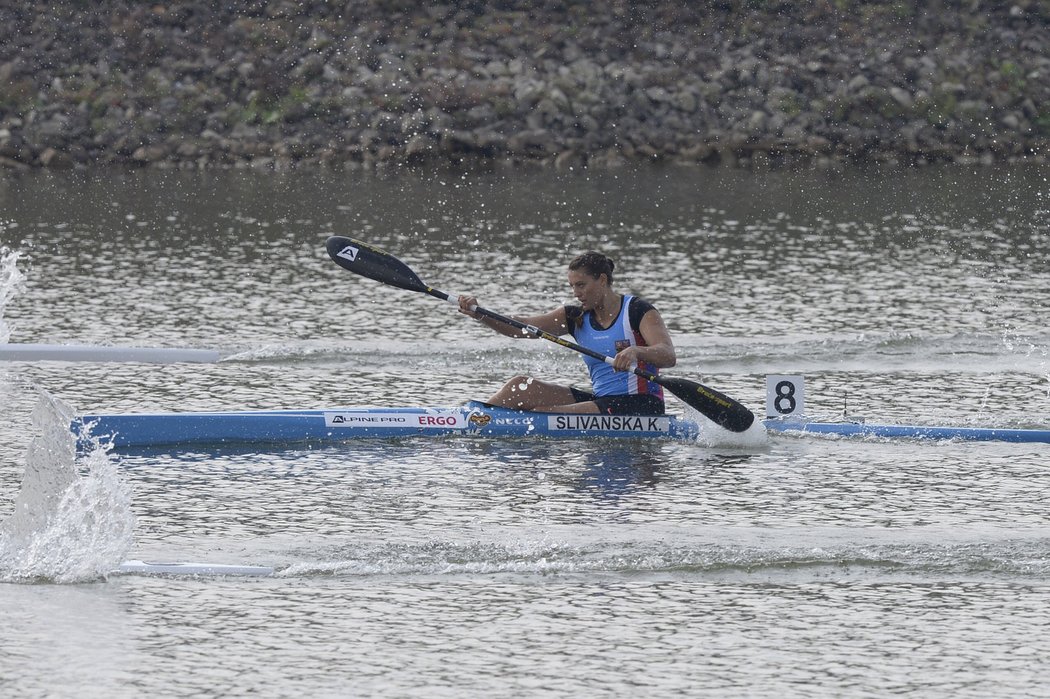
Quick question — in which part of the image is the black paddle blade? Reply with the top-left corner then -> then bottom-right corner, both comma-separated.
657,376 -> 756,432
326,236 -> 428,294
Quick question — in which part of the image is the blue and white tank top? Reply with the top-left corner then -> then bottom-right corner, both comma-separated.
564,295 -> 664,400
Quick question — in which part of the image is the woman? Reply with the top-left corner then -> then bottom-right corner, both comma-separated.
458,251 -> 676,415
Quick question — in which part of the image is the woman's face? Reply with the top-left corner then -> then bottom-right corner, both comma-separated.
567,269 -> 606,310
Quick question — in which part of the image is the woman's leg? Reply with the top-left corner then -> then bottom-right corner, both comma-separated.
488,375 -> 600,413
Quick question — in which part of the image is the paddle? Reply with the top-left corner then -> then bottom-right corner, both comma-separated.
326,236 -> 756,432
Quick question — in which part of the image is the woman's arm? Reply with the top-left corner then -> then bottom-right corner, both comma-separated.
612,308 -> 677,371
458,296 -> 568,338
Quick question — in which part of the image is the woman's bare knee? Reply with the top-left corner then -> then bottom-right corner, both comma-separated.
489,375 -> 531,407
487,376 -> 574,410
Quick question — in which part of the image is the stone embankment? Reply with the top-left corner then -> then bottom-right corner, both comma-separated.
1,1 -> 1048,171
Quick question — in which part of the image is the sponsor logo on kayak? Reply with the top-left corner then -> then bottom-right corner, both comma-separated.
547,415 -> 670,432
417,414 -> 461,427
325,413 -> 409,426
324,411 -> 466,428
336,244 -> 359,262
493,417 -> 535,426
468,413 -> 492,427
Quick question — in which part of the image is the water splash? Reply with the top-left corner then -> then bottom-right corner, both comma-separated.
0,385 -> 135,583
0,246 -> 25,343
685,405 -> 769,449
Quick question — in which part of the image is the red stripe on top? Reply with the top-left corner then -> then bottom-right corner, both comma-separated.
632,329 -> 664,399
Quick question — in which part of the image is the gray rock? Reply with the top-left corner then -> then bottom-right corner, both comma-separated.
3,1 -> 1045,169
889,87 -> 914,108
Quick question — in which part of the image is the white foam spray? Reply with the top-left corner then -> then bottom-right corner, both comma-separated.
0,247 -> 25,343
0,386 -> 135,583
685,405 -> 769,449
0,246 -> 136,583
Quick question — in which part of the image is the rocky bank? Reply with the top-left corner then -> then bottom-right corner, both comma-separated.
1,0 -> 1048,171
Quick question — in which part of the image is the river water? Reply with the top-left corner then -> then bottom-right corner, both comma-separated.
0,164 -> 1048,696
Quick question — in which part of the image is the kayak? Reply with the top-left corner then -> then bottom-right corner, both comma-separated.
75,400 -> 702,449
74,399 -> 1050,451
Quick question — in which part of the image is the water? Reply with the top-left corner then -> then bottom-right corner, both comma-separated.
0,165 -> 1048,696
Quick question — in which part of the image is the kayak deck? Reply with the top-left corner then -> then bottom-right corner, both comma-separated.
74,402 -> 1050,451
75,401 -> 701,449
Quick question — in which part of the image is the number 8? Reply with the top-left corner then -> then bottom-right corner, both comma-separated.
774,380 -> 796,414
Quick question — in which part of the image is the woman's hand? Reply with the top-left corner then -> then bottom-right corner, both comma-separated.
612,345 -> 643,372
458,295 -> 482,320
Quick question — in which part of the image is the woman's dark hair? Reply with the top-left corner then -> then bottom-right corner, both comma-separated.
568,251 -> 615,284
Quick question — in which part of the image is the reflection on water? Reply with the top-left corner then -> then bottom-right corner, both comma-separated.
575,444 -> 660,498
459,438 -> 664,501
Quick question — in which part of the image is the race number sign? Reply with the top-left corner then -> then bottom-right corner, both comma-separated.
766,375 -> 805,419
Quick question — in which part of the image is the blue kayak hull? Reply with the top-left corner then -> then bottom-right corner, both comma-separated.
75,401 -> 700,449
74,402 -> 1050,450
765,420 -> 1050,443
